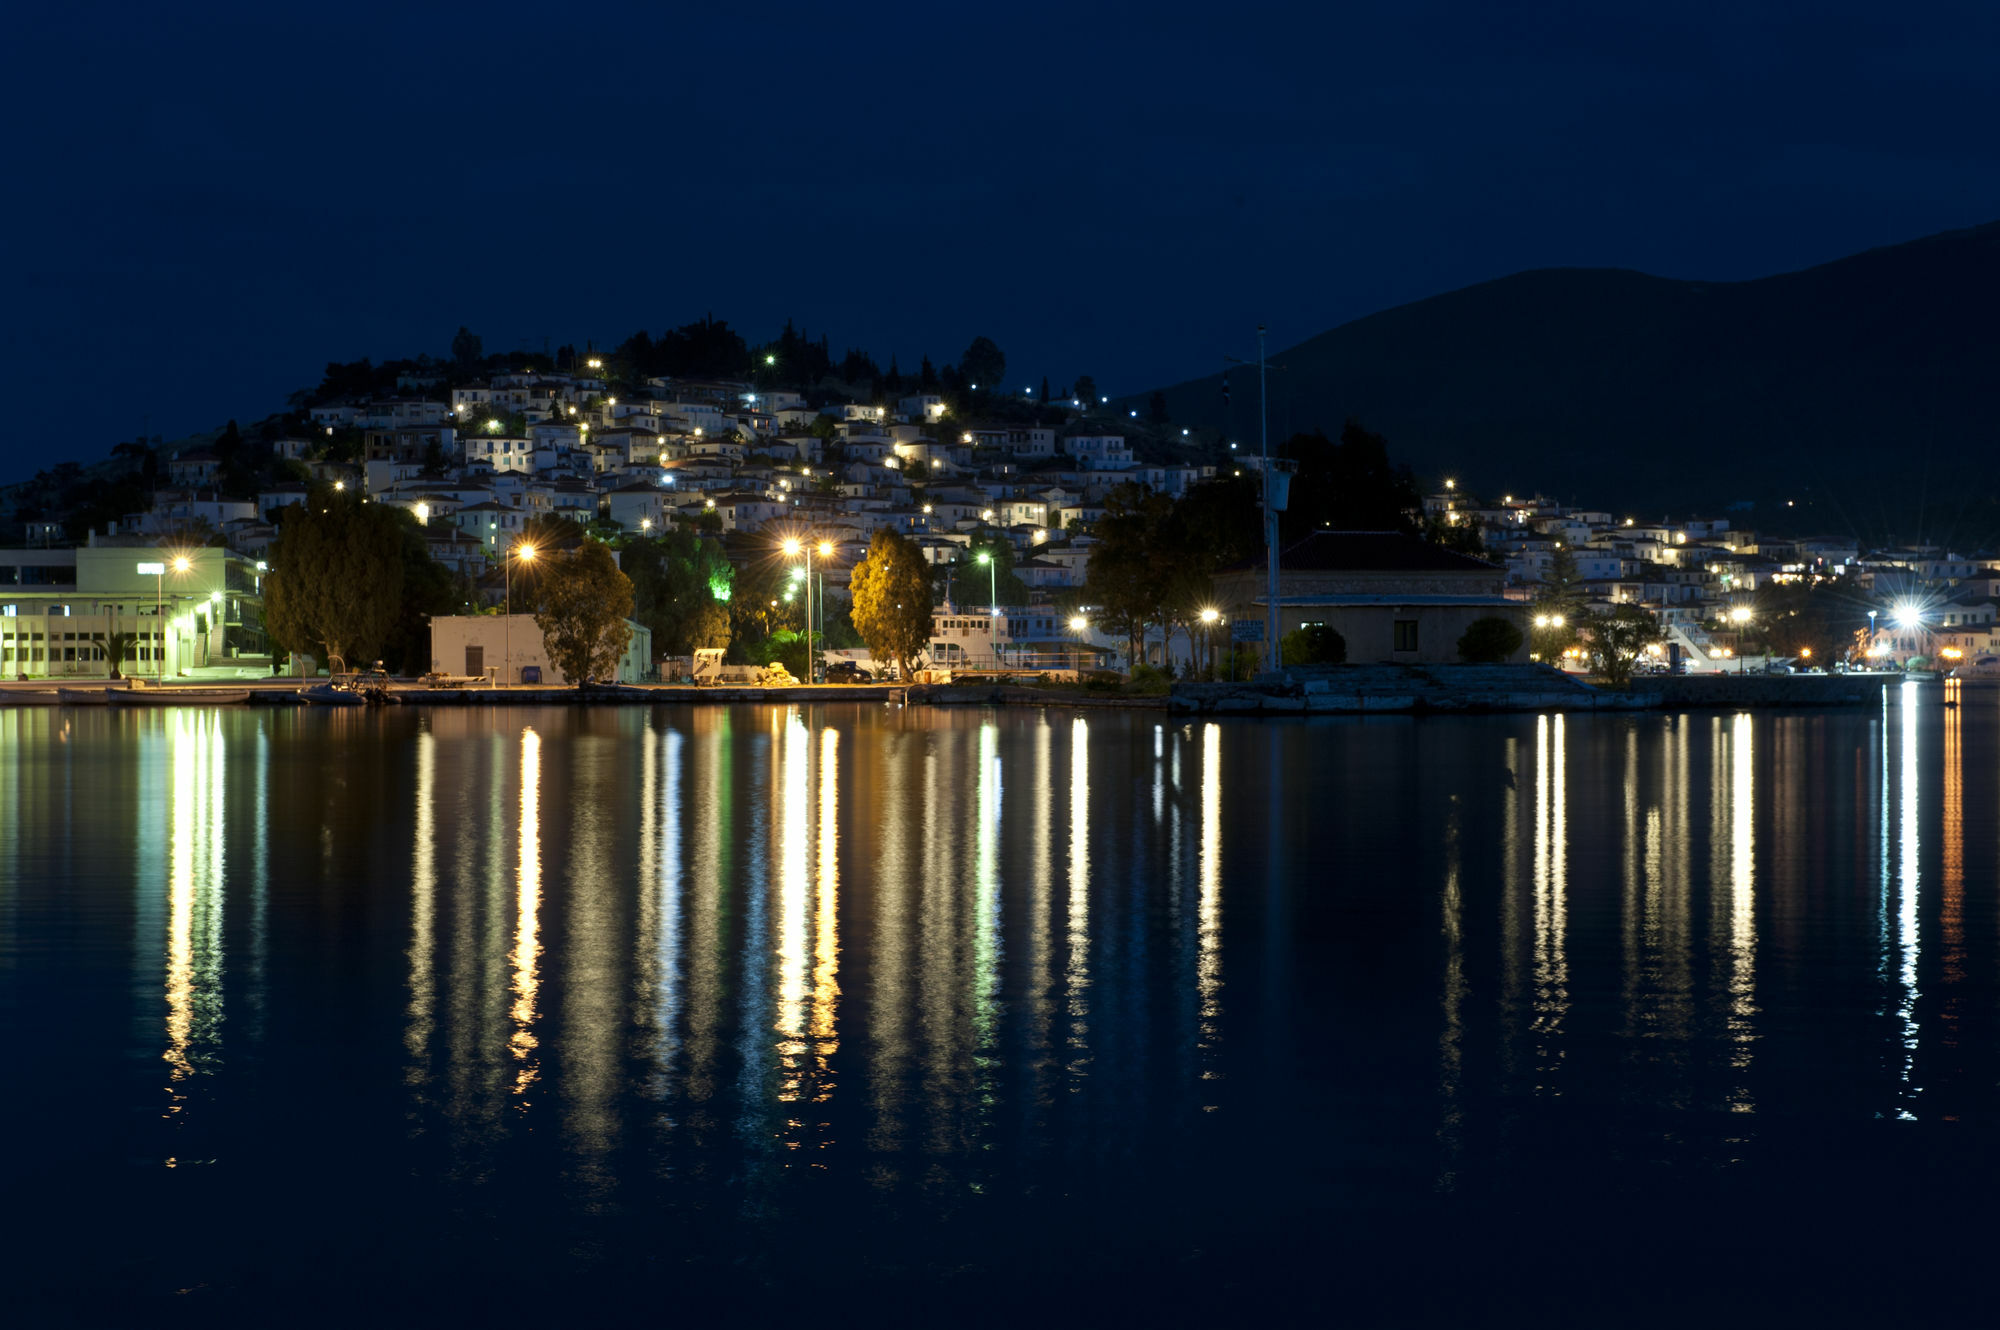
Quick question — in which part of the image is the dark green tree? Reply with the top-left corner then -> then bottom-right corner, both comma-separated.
1074,374 -> 1098,404
1282,624 -> 1347,665
1148,390 -> 1170,424
1585,605 -> 1664,687
960,336 -> 1007,390
451,326 -> 483,368
263,486 -> 410,672
621,529 -> 734,655
533,541 -> 635,686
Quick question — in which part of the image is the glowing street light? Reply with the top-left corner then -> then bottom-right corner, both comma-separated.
783,536 -> 835,681
974,550 -> 998,619
504,542 -> 537,687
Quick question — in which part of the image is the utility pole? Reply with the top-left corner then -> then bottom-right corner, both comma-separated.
1229,326 -> 1294,675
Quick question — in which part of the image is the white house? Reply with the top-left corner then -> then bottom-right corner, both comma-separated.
428,613 -> 651,685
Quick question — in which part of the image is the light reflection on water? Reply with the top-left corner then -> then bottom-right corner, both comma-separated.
8,695 -> 2000,1311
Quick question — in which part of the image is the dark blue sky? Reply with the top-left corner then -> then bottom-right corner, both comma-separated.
6,1 -> 1999,474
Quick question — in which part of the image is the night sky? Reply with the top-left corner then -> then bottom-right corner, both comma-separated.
7,1 -> 1999,473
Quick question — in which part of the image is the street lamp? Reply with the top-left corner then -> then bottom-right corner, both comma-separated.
783,538 -> 836,682
504,543 -> 536,686
1199,606 -> 1220,678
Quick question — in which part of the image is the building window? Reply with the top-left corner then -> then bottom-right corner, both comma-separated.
1394,620 -> 1419,652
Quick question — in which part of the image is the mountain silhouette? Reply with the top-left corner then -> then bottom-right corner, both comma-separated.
1131,222 -> 2000,547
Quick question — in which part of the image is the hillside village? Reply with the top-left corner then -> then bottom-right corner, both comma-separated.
2,329 -> 1994,681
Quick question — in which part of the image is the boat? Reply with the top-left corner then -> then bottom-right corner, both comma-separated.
301,683 -> 368,707
105,686 -> 252,707
1949,655 -> 2000,684
56,687 -> 113,705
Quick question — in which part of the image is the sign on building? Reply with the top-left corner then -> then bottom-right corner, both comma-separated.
1229,618 -> 1265,642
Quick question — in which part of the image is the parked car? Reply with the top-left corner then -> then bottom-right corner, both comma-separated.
823,660 -> 872,684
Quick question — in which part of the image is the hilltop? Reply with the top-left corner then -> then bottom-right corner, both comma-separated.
1122,222 -> 2000,546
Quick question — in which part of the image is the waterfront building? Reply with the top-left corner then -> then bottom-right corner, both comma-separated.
1212,530 -> 1528,665
427,613 -> 651,685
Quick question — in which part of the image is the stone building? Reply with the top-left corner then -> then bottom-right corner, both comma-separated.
1213,530 -> 1527,665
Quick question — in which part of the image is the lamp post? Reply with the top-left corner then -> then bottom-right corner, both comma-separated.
1729,606 -> 1752,674
504,542 -> 537,686
975,550 -> 999,668
1069,615 -> 1089,672
783,538 -> 835,682
1199,607 -> 1220,679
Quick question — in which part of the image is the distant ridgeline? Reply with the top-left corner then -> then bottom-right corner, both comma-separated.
1127,222 -> 2000,548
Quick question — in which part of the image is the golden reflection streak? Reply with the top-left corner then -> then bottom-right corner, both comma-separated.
1941,680 -> 1964,1050
405,729 -> 436,1071
163,712 -> 226,1134
509,726 -> 542,1095
1894,681 -> 1921,1113
1066,716 -> 1092,1080
811,727 -> 840,1065
776,712 -> 810,1097
1198,722 -> 1222,1060
1727,713 -> 1757,1114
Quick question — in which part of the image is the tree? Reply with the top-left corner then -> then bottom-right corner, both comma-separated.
960,336 -> 1006,390
104,630 -> 137,680
1085,483 -> 1173,670
1280,421 -> 1422,537
534,541 -> 635,686
1530,542 -> 1585,659
1457,616 -> 1524,663
1074,374 -> 1098,405
622,529 -> 734,655
850,529 -> 934,681
1585,605 -> 1664,687
451,326 -> 483,369
1148,390 -> 1170,424
263,486 -> 410,672
964,534 -> 1029,607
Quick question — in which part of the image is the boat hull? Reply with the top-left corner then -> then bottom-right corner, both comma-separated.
106,689 -> 252,707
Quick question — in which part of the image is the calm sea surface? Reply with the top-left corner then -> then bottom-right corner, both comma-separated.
5,690 -> 1999,1323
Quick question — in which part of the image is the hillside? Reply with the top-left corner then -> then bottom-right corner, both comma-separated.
1125,222 -> 2000,546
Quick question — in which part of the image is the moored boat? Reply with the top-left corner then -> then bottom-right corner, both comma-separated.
56,687 -> 114,705
301,683 -> 368,706
106,687 -> 252,707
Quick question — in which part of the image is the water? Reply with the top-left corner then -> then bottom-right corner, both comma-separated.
3,689 -> 1997,1323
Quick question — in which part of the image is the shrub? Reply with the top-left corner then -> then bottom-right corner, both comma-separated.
1281,623 -> 1346,666
1458,616 -> 1525,663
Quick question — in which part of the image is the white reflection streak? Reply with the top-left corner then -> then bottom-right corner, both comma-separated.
652,729 -> 685,1077
406,730 -> 436,1068
509,726 -> 542,1095
1531,714 -> 1567,1088
1153,723 -> 1164,823
1067,717 -> 1091,1076
1895,681 -> 1921,1113
975,722 -> 1002,1046
776,714 -> 810,1101
1727,713 -> 1756,1111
